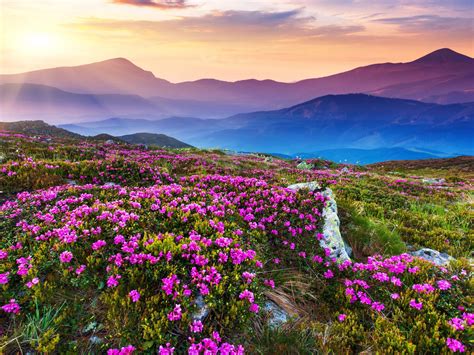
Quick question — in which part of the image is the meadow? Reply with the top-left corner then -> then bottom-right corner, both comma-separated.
0,132 -> 472,353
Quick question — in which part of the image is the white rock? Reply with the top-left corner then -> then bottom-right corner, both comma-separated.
410,248 -> 454,266
287,182 -> 351,262
264,300 -> 289,328
192,294 -> 210,321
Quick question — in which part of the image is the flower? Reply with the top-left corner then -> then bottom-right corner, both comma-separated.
167,304 -> 182,321
26,277 -> 39,288
190,320 -> 203,333
2,299 -> 20,314
0,272 -> 9,284
391,293 -> 400,300
158,343 -> 175,355
446,338 -> 465,353
338,313 -> 347,322
107,275 -> 121,288
107,345 -> 136,355
409,299 -> 423,310
59,251 -> 73,263
249,303 -> 259,313
323,269 -> 334,279
129,290 -> 140,302
437,280 -> 451,290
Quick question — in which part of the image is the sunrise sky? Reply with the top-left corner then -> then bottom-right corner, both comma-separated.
1,0 -> 473,82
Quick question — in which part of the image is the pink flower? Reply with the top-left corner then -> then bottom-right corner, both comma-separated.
449,318 -> 464,331
391,293 -> 400,300
2,299 -> 20,314
446,338 -> 465,353
409,299 -> 423,310
0,272 -> 9,284
323,269 -> 334,279
249,303 -> 259,313
264,279 -> 275,289
92,239 -> 107,251
158,343 -> 175,355
107,274 -> 121,288
59,251 -> 73,263
239,289 -> 255,303
107,345 -> 136,355
167,304 -> 182,321
26,277 -> 39,288
371,302 -> 385,312
75,264 -> 86,275
437,280 -> 451,290
129,290 -> 140,302
338,313 -> 347,322
190,320 -> 203,333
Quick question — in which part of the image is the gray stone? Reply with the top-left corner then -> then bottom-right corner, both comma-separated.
66,179 -> 77,186
287,182 -> 351,262
410,248 -> 454,266
264,300 -> 289,328
422,178 -> 445,184
287,181 -> 321,192
192,294 -> 210,321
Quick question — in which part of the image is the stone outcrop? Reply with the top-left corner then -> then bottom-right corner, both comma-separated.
287,181 -> 351,262
410,248 -> 454,266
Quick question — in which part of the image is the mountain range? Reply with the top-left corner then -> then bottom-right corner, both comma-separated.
60,94 -> 474,158
1,48 -> 473,121
0,120 -> 191,149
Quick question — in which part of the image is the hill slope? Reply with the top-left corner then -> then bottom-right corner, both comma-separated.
61,94 -> 474,156
1,48 -> 473,119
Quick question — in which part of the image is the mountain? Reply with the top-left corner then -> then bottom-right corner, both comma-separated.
2,48 -> 473,120
59,94 -> 474,156
0,120 -> 81,139
0,120 -> 192,148
118,132 -> 192,148
0,83 -> 169,122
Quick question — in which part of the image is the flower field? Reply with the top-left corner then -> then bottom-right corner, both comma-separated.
0,133 -> 472,353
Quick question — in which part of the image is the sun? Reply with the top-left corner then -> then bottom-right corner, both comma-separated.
20,32 -> 58,51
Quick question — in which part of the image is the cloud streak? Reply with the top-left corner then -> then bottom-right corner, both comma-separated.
112,0 -> 190,9
69,9 -> 365,42
373,15 -> 473,33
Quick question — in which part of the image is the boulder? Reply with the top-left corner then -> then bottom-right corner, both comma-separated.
410,248 -> 454,266
287,182 -> 351,262
264,300 -> 289,328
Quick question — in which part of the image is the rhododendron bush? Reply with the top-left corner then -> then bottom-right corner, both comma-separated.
0,133 -> 472,353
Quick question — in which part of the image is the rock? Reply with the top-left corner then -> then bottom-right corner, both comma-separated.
287,181 -> 321,192
410,248 -> 454,266
296,161 -> 314,170
104,182 -> 118,187
264,300 -> 289,328
287,182 -> 351,262
89,336 -> 103,345
66,179 -> 77,186
320,188 -> 351,262
192,294 -> 210,321
422,178 -> 445,184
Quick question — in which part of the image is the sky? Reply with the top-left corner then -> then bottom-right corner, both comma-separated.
1,0 -> 473,82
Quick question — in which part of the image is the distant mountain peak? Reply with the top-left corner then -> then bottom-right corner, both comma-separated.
411,48 -> 473,65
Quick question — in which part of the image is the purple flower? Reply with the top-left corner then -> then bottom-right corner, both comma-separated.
59,251 -> 73,263
0,272 -> 9,284
129,289 -> 140,302
338,313 -> 347,322
2,299 -> 20,314
437,280 -> 451,290
446,338 -> 465,353
167,304 -> 182,321
190,320 -> 203,333
409,299 -> 422,310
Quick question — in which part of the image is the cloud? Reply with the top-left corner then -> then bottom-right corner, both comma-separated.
112,0 -> 190,9
69,9 -> 365,42
372,15 -> 473,33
